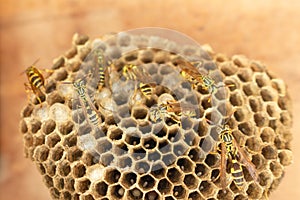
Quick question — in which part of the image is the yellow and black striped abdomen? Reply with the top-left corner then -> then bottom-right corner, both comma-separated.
27,68 -> 44,89
231,159 -> 244,189
139,83 -> 153,99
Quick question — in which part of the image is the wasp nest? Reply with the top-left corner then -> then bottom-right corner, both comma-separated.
20,32 -> 293,200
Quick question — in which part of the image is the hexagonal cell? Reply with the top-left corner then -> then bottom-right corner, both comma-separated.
72,163 -> 86,178
145,190 -> 159,200
278,150 -> 293,166
110,184 -> 125,198
158,140 -> 172,154
158,178 -> 172,195
173,185 -> 187,199
49,187 -> 60,199
138,174 -> 155,190
132,147 -> 146,160
30,119 -> 42,133
245,137 -> 262,153
261,86 -> 277,101
270,161 -> 283,178
98,153 -> 113,166
135,160 -> 150,174
53,177 -> 64,190
183,131 -> 197,146
67,147 -> 83,162
57,160 -> 71,177
262,145 -> 277,160
60,191 -> 72,200
238,121 -> 255,136
229,92 -> 243,107
104,168 -> 121,184
132,106 -> 148,120
205,153 -> 219,168
251,154 -> 266,170
108,127 -> 123,141
128,188 -> 143,200
118,156 -> 132,168
162,153 -> 176,166
75,178 -> 91,193
148,150 -> 161,162
188,191 -> 204,200
43,174 -> 54,188
248,96 -> 263,112
173,143 -> 188,157
95,181 -> 108,197
35,145 -> 50,162
96,139 -> 112,154
121,172 -> 137,189
184,173 -> 199,189
64,134 -> 77,147
113,142 -> 128,156
260,127 -> 275,143
177,157 -> 194,173
46,132 -> 61,148
51,145 -> 64,161
59,121 -> 74,135
42,119 -> 56,135
167,167 -> 183,184
246,182 -> 263,199
142,137 -> 157,150
199,181 -> 214,197
217,189 -> 234,200
195,163 -> 209,178
253,112 -> 269,127
33,134 -> 45,147
188,147 -> 204,162
150,162 -> 166,179
22,104 -> 34,117
125,133 -> 141,146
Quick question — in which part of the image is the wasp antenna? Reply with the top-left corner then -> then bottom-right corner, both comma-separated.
61,81 -> 73,85
31,58 -> 40,66
20,58 -> 41,75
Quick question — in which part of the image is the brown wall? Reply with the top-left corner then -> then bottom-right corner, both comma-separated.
0,0 -> 299,199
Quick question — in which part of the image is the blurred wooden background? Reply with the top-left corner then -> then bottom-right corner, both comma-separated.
0,0 -> 299,199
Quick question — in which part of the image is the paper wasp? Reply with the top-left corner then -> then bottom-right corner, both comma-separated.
63,75 -> 102,127
93,49 -> 112,91
207,116 -> 259,190
22,59 -> 52,104
150,99 -> 196,124
176,59 -> 233,101
122,64 -> 156,100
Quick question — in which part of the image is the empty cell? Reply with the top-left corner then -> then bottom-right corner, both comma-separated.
158,178 -> 172,194
43,119 -> 56,135
167,167 -> 182,183
72,163 -> 86,178
95,181 -> 108,197
76,178 -> 91,193
184,174 -> 198,189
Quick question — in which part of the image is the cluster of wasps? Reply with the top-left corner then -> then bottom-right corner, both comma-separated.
23,49 -> 259,192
